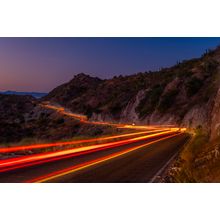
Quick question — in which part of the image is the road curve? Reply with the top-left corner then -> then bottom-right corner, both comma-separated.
0,132 -> 189,183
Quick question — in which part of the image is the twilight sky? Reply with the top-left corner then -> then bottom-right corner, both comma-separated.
0,37 -> 220,92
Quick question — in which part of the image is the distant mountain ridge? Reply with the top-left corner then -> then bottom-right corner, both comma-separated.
0,90 -> 47,98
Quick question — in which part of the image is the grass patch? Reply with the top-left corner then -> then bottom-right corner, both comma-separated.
173,128 -> 209,182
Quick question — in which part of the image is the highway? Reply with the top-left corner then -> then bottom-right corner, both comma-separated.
0,103 -> 189,183
0,129 -> 189,183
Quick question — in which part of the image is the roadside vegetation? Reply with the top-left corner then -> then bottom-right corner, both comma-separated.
186,77 -> 203,97
0,127 -> 137,158
158,89 -> 179,113
167,127 -> 220,182
136,84 -> 164,118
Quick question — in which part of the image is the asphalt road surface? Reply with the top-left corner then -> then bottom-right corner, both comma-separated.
0,131 -> 189,183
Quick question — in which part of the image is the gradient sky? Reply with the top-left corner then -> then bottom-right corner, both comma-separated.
0,37 -> 220,92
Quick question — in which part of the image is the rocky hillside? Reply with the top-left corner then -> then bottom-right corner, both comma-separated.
0,94 -> 120,144
43,46 -> 220,140
0,94 -> 36,143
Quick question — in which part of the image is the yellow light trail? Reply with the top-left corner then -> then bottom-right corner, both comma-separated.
29,132 -> 182,183
0,129 -> 167,153
41,102 -> 183,131
0,129 -> 179,168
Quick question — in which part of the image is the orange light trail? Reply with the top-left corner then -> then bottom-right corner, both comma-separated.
0,129 -> 167,153
42,103 -> 88,121
0,130 -> 179,172
41,102 -> 179,130
27,132 -> 182,183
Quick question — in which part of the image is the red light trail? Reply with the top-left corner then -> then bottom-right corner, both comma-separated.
0,130 -> 179,173
0,129 -> 167,154
26,132 -> 182,183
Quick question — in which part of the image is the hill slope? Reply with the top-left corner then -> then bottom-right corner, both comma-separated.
43,47 -> 220,140
0,94 -> 120,144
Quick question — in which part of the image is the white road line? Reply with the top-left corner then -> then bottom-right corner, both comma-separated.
149,136 -> 191,183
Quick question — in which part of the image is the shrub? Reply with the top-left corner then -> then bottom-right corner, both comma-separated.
55,118 -> 65,124
202,58 -> 219,77
136,84 -> 164,118
90,127 -> 103,136
158,89 -> 178,113
109,104 -> 121,115
186,77 -> 203,97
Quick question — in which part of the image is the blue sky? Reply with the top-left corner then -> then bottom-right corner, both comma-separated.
0,37 -> 219,92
